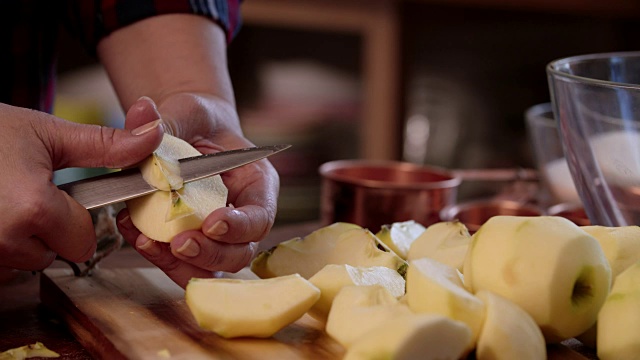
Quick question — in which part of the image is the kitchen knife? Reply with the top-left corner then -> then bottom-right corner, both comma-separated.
57,144 -> 291,210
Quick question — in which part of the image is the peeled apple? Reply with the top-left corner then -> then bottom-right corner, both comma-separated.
307,264 -> 405,322
597,261 -> 640,360
406,257 -> 485,351
325,285 -> 413,348
376,220 -> 426,259
251,222 -> 407,279
463,215 -> 611,342
581,225 -> 640,279
343,314 -> 471,360
475,290 -> 546,360
126,134 -> 228,242
407,220 -> 472,271
577,225 -> 640,348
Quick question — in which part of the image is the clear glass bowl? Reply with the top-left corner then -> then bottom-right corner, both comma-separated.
548,51 -> 640,226
525,102 -> 581,206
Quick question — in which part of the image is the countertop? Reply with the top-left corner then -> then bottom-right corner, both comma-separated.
0,221 -> 597,359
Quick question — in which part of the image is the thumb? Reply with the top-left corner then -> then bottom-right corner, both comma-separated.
48,98 -> 165,170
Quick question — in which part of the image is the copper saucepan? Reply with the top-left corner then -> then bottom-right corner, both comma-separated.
319,160 -> 461,232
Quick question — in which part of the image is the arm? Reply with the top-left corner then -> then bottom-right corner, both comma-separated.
98,14 -> 280,287
98,14 -> 235,113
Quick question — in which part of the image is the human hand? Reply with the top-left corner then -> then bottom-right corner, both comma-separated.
0,99 -> 164,271
116,95 -> 280,287
95,13 -> 280,287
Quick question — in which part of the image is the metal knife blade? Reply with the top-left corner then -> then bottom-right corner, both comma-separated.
57,144 -> 291,210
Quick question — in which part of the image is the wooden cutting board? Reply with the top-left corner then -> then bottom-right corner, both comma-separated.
40,268 -> 593,359
40,268 -> 344,360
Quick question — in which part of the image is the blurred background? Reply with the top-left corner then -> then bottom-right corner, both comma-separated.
54,0 -> 640,225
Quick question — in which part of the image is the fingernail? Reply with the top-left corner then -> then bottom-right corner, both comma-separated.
137,237 -> 162,256
176,238 -> 200,257
207,221 -> 229,238
117,214 -> 132,230
137,95 -> 153,102
131,119 -> 163,136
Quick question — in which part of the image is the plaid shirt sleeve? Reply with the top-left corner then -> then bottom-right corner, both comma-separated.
64,0 -> 242,50
0,0 -> 241,113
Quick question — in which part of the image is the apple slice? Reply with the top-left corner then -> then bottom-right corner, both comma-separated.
0,342 -> 60,359
475,290 -> 546,360
307,264 -> 405,322
405,257 -> 485,350
343,313 -> 471,360
376,220 -> 426,259
597,261 -> 640,360
325,285 -> 413,348
185,274 -> 320,338
126,134 -> 228,243
407,220 -> 471,272
464,215 -> 611,342
250,222 -> 407,279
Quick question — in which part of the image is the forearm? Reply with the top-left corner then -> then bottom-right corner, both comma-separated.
96,14 -> 237,124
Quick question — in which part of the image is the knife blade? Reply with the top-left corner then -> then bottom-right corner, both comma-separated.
57,144 -> 291,210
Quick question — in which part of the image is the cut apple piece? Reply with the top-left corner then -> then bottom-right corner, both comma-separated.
185,274 -> 320,338
576,225 -> 640,349
126,134 -> 228,243
597,261 -> 640,360
581,225 -> 640,279
0,342 -> 60,359
376,220 -> 426,259
464,215 -> 611,342
406,257 -> 485,351
475,290 -> 546,360
250,222 -> 407,279
307,264 -> 405,322
325,285 -> 413,348
407,220 -> 471,272
343,314 -> 471,360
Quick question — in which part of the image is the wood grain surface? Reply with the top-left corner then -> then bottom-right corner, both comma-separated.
40,268 -> 344,360
39,267 -> 597,359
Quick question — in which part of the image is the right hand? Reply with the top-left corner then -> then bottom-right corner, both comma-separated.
0,98 -> 164,271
